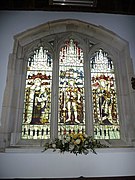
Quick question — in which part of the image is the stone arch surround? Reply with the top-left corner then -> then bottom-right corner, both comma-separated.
0,19 -> 135,150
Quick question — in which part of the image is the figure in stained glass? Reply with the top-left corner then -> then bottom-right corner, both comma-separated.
92,75 -> 117,125
30,78 -> 49,124
22,47 -> 52,139
65,80 -> 80,124
58,39 -> 85,135
90,49 -> 120,139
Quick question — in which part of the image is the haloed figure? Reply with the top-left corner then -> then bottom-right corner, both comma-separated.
30,78 -> 47,124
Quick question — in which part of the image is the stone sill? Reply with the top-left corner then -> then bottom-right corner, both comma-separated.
4,147 -> 135,154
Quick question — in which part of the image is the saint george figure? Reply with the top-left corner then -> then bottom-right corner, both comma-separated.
65,80 -> 80,124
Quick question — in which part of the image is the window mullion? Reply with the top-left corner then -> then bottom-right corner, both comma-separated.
84,51 -> 94,136
50,47 -> 59,140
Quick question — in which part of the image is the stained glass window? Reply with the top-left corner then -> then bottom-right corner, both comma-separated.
21,45 -> 120,140
58,39 -> 85,135
90,49 -> 120,139
22,47 -> 53,139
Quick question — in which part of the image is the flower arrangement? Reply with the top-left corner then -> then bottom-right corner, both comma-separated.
43,133 -> 108,155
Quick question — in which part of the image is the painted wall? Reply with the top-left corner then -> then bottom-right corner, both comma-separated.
0,11 -> 135,178
0,148 -> 135,178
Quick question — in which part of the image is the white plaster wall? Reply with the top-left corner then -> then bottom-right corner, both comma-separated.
0,11 -> 135,178
0,148 -> 135,178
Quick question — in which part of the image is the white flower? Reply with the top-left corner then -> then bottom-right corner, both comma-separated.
43,133 -> 107,155
83,134 -> 88,138
62,139 -> 66,145
75,139 -> 81,144
52,143 -> 56,148
66,136 -> 71,142
59,135 -> 63,140
69,144 -> 74,150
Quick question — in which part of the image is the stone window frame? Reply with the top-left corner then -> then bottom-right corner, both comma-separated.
0,19 -> 135,150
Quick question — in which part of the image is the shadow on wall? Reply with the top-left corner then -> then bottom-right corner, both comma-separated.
131,77 -> 135,90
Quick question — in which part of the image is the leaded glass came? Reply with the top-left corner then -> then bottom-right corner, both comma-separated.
90,49 -> 120,139
58,39 -> 85,135
22,47 -> 53,139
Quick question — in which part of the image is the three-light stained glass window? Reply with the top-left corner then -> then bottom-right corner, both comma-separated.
90,49 -> 120,139
22,47 -> 53,139
21,41 -> 120,140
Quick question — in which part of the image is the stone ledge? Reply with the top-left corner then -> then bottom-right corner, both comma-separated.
4,147 -> 135,154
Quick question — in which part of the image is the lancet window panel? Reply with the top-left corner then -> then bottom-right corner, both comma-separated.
58,39 -> 85,136
90,49 -> 120,139
22,47 -> 53,139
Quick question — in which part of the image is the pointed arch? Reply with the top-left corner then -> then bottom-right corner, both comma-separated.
0,19 -> 134,149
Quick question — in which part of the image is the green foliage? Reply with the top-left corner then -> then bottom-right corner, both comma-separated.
43,133 -> 108,155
